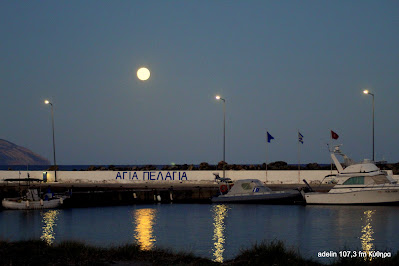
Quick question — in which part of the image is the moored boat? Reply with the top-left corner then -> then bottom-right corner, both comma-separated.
1,178 -> 69,210
2,189 -> 69,210
302,145 -> 399,205
212,179 -> 301,203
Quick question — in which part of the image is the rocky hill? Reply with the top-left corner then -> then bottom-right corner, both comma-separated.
0,139 -> 50,165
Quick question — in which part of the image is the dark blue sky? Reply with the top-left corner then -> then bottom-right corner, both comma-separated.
1,1 -> 398,165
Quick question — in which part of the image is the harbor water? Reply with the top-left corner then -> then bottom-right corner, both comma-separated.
1,204 -> 399,263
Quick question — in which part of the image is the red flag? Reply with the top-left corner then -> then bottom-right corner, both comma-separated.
331,130 -> 339,140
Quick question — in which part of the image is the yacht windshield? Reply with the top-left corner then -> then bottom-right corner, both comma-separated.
343,176 -> 364,185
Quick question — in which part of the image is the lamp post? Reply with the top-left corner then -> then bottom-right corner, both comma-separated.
215,95 -> 226,178
363,90 -> 375,162
44,100 -> 57,182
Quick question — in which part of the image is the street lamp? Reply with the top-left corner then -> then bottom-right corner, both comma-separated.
363,90 -> 375,161
44,100 -> 57,182
215,95 -> 226,177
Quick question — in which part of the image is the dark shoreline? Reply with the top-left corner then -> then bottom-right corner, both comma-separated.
0,239 -> 397,265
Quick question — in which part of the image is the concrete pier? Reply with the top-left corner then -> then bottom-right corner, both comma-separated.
0,182 -> 334,207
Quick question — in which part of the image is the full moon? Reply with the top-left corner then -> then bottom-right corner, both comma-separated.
137,67 -> 150,81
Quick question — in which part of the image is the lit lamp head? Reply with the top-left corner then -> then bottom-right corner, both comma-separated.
215,95 -> 225,102
363,89 -> 374,96
44,100 -> 52,105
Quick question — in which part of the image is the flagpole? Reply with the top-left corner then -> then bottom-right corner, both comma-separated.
265,131 -> 268,183
330,129 -> 333,175
298,130 -> 300,183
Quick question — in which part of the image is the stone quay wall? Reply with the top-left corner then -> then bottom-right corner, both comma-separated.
1,170 -> 397,184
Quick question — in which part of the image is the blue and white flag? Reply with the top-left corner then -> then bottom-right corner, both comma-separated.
267,132 -> 274,143
298,132 -> 304,144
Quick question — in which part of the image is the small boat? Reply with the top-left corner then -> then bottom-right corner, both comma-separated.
302,145 -> 399,205
212,179 -> 301,203
1,178 -> 69,210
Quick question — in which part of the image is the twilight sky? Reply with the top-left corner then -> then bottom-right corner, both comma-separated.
1,1 -> 398,165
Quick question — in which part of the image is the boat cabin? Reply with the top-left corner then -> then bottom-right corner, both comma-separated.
227,179 -> 272,195
340,163 -> 379,174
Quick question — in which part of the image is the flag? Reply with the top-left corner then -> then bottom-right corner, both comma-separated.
267,132 -> 274,143
298,132 -> 304,144
331,130 -> 339,140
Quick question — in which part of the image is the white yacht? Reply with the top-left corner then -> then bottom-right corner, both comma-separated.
302,145 -> 399,205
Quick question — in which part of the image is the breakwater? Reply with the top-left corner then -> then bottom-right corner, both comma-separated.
0,169 -> 347,184
0,181 -> 332,207
1,169 -> 396,206
1,169 -> 397,184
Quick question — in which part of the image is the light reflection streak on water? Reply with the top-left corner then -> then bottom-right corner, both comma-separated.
360,210 -> 375,261
212,204 -> 229,263
40,210 -> 59,245
133,208 -> 157,251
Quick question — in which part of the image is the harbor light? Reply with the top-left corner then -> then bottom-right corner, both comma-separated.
44,99 -> 57,182
215,95 -> 226,178
362,89 -> 375,162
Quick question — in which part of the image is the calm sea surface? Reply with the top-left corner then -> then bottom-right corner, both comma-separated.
1,204 -> 399,263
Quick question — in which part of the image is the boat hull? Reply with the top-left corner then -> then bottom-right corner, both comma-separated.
2,197 -> 67,210
212,190 -> 301,203
304,189 -> 399,205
